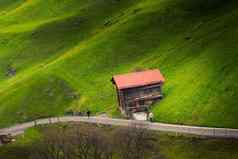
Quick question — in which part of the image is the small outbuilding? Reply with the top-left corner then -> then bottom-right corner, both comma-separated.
111,69 -> 165,116
0,134 -> 13,145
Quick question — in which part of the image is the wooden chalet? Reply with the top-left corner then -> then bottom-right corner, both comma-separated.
112,69 -> 165,116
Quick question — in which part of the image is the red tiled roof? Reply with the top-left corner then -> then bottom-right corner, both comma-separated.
112,69 -> 165,90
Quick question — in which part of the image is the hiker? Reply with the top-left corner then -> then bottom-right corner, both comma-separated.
145,108 -> 150,121
86,110 -> 91,118
149,112 -> 154,122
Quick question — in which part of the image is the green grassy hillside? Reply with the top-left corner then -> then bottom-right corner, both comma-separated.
0,0 -> 238,128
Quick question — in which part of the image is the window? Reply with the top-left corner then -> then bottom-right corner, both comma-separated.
144,89 -> 153,94
154,86 -> 161,92
139,100 -> 145,106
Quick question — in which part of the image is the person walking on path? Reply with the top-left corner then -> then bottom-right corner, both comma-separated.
149,112 -> 154,122
86,110 -> 91,118
145,108 -> 150,121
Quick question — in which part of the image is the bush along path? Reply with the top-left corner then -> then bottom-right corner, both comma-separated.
0,116 -> 238,140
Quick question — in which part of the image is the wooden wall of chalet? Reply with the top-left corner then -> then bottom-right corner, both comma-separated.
119,83 -> 163,114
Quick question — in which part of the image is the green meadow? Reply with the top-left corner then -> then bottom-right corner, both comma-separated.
0,0 -> 238,128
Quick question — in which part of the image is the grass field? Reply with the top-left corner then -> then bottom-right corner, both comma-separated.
0,0 -> 238,128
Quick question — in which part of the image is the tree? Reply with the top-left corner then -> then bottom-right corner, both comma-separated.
29,126 -> 74,159
114,123 -> 154,159
72,126 -> 113,159
30,124 -> 114,159
29,123 -> 158,159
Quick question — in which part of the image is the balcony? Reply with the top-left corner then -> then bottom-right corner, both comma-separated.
126,93 -> 163,103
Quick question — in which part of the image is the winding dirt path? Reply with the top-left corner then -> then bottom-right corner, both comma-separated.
1,116 -> 238,139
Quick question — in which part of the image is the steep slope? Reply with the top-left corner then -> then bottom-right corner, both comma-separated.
0,0 -> 238,128
0,0 -> 24,14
